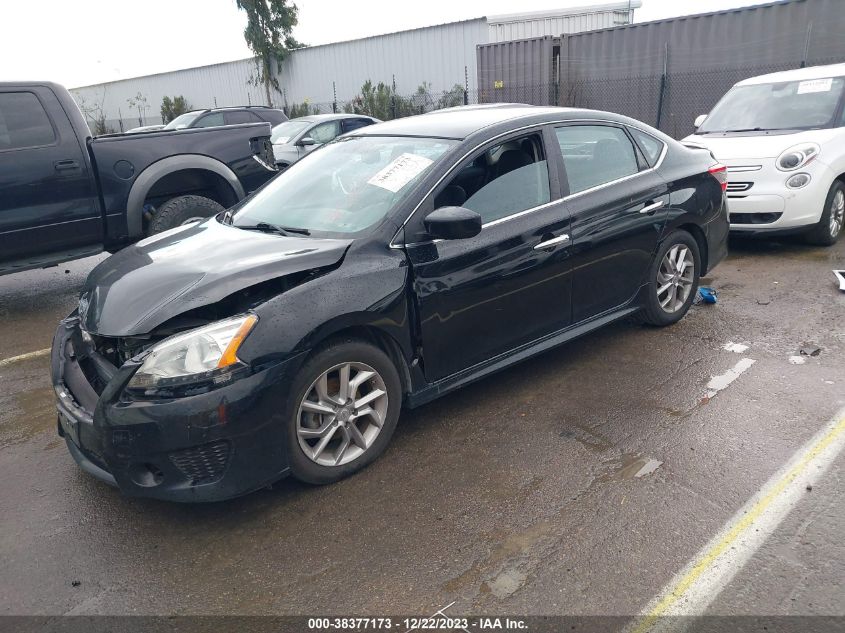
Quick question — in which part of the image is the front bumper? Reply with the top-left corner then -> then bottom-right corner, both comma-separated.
725,158 -> 833,235
52,316 -> 306,502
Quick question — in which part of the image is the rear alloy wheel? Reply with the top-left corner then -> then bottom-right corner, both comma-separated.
641,230 -> 701,326
285,340 -> 401,484
147,195 -> 224,235
805,181 -> 845,246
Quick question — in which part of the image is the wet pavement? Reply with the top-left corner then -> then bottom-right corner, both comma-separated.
0,240 -> 844,620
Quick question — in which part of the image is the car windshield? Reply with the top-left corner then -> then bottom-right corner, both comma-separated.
163,111 -> 203,130
699,77 -> 845,133
271,120 -> 311,143
231,135 -> 456,236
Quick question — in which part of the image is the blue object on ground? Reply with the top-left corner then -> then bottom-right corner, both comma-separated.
697,286 -> 718,304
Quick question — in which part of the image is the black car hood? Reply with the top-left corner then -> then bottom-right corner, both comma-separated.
79,219 -> 352,336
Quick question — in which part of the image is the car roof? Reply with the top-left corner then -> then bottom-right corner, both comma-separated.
187,106 -> 284,114
352,104 -> 631,140
737,62 -> 845,86
293,113 -> 376,122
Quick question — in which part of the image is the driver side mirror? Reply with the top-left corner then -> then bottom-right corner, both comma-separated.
297,136 -> 316,147
694,114 -> 708,129
424,207 -> 482,240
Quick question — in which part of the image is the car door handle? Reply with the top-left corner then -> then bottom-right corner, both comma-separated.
534,234 -> 571,250
54,159 -> 80,171
639,200 -> 665,215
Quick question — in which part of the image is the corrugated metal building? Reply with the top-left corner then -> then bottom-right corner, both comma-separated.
555,0 -> 845,137
70,2 -> 637,131
486,1 -> 637,41
475,0 -> 845,138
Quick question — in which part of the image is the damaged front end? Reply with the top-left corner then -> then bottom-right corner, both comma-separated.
52,220 -> 352,501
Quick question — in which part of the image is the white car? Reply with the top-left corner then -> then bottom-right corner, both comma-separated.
271,114 -> 380,169
684,63 -> 845,245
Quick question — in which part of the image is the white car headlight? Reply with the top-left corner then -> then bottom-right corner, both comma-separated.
777,143 -> 820,171
128,314 -> 258,390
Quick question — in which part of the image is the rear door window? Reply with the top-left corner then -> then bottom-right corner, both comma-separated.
193,112 -> 225,128
0,91 -> 56,150
225,110 -> 261,125
342,118 -> 375,133
629,128 -> 665,167
554,125 -> 640,194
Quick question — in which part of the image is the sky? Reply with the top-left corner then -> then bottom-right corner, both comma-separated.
2,0 -> 761,88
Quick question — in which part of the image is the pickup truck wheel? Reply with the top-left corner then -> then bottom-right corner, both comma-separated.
147,195 -> 225,235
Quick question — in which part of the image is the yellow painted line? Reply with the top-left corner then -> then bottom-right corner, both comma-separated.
631,412 -> 845,633
0,348 -> 50,367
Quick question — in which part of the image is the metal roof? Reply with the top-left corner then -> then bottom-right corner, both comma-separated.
737,61 -> 845,85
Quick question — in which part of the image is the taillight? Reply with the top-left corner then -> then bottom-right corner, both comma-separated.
708,163 -> 728,192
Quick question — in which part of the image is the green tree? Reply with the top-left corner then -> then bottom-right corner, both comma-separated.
438,84 -> 467,109
235,0 -> 302,107
345,80 -> 418,120
160,95 -> 192,123
287,99 -> 319,118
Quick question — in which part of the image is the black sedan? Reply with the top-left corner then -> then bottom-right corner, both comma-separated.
52,105 -> 729,501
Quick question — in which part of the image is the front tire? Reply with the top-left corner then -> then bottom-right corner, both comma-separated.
147,195 -> 224,235
285,339 -> 402,484
804,181 -> 845,246
641,230 -> 701,327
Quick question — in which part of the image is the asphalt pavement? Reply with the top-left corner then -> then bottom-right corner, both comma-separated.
0,239 -> 843,624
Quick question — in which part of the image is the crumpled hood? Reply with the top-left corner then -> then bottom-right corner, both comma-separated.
684,128 -> 843,160
79,219 -> 351,336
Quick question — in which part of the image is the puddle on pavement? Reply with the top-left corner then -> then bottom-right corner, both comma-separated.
559,423 -> 612,453
598,453 -> 663,482
483,568 -> 528,599
442,520 -> 553,595
0,387 -> 56,448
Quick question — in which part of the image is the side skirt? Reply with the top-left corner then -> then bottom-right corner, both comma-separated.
405,303 -> 641,409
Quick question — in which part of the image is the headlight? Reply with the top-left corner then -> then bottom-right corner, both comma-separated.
127,314 -> 258,391
777,143 -> 820,171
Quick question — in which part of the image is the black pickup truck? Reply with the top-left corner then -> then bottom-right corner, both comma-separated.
0,82 -> 278,275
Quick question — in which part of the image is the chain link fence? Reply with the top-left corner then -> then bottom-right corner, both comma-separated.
302,58 -> 843,140
282,83 -> 561,122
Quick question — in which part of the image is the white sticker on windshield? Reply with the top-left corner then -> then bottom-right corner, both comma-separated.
797,78 -> 833,94
367,153 -> 433,193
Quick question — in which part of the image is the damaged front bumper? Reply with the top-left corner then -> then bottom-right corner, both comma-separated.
51,315 -> 306,502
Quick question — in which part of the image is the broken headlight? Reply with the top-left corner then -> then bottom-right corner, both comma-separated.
127,314 -> 258,391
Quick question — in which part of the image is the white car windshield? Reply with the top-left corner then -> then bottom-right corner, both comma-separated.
163,112 -> 203,130
231,136 -> 457,236
271,120 -> 311,144
699,77 -> 845,133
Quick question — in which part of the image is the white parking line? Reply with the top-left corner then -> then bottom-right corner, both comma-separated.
705,357 -> 756,398
0,348 -> 50,367
628,408 -> 845,633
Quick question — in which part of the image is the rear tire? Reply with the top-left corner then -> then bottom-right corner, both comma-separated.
147,195 -> 224,235
641,230 -> 701,327
284,338 -> 402,485
804,181 -> 844,246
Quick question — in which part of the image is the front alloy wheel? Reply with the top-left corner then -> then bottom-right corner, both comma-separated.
285,339 -> 401,484
829,188 -> 844,238
297,362 -> 389,467
806,181 -> 845,246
